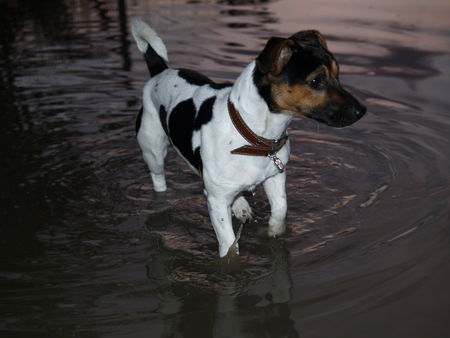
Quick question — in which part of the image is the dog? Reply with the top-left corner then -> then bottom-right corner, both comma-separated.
131,19 -> 366,258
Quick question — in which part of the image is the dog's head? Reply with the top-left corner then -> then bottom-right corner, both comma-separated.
254,30 -> 366,127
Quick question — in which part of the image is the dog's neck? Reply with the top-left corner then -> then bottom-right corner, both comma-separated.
229,61 -> 292,140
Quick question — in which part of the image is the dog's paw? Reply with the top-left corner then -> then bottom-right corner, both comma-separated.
231,196 -> 253,224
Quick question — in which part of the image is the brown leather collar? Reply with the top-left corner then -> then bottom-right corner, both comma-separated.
228,99 -> 288,156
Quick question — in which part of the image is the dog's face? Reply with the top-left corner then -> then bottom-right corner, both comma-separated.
254,30 -> 366,127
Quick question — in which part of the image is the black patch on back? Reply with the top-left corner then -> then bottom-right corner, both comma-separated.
195,96 -> 215,130
178,69 -> 231,89
136,106 -> 143,135
159,105 -> 170,137
168,99 -> 202,170
144,44 -> 168,77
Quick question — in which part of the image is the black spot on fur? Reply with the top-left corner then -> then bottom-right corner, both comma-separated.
178,69 -> 231,89
144,44 -> 168,77
194,147 -> 202,174
253,69 -> 273,110
159,105 -> 170,137
168,99 -> 201,170
195,96 -> 215,130
136,106 -> 143,135
281,48 -> 324,85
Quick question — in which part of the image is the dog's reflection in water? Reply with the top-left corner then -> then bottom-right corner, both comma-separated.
145,216 -> 299,338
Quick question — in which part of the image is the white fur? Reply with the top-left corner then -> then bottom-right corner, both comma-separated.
132,21 -> 291,257
131,18 -> 168,62
231,196 -> 253,224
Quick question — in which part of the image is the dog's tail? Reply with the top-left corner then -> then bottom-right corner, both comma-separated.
131,19 -> 168,77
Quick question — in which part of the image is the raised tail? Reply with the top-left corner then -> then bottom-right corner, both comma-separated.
131,19 -> 168,77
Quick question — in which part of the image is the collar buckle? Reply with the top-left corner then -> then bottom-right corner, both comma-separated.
268,153 -> 285,173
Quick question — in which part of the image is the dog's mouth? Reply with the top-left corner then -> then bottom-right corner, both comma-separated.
308,102 -> 366,128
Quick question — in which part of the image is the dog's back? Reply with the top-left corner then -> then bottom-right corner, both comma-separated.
131,19 -> 233,176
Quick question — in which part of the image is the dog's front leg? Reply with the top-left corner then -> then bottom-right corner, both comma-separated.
263,172 -> 288,237
206,195 -> 237,257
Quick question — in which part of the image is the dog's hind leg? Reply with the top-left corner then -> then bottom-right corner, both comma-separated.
137,103 -> 170,192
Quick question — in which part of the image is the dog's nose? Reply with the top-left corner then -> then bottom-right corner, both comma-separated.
354,104 -> 366,118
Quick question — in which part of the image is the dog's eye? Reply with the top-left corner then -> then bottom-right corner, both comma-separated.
309,76 -> 324,89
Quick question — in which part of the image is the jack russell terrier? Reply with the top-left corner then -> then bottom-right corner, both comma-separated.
131,19 -> 366,258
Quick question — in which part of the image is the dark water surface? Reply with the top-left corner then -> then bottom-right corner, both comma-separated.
1,0 -> 449,337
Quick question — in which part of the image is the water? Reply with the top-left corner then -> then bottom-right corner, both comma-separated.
1,0 -> 449,337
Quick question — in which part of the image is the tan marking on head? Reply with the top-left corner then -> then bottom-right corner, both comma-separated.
306,63 -> 339,86
330,59 -> 339,78
305,65 -> 328,82
271,82 -> 328,116
327,87 -> 345,105
313,31 -> 328,49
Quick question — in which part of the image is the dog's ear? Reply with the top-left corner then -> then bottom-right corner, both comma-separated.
290,30 -> 328,49
256,37 -> 294,75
